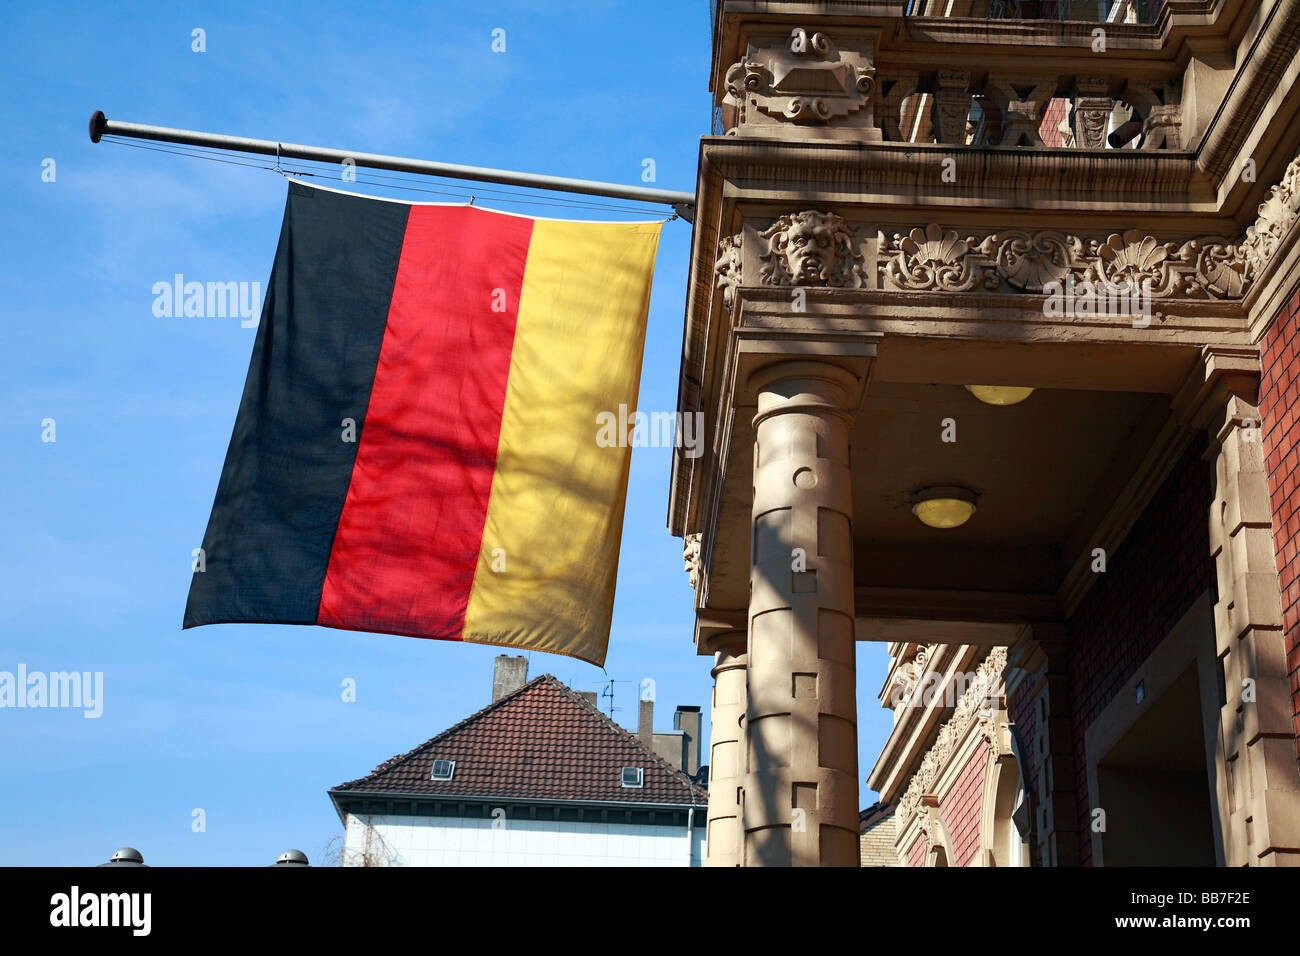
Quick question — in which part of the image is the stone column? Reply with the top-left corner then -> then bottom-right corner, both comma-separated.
1209,396 -> 1300,866
704,630 -> 747,867
743,360 -> 860,866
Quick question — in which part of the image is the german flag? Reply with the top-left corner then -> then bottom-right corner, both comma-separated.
184,182 -> 661,666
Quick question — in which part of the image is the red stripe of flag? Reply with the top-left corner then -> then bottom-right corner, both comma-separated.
317,205 -> 534,637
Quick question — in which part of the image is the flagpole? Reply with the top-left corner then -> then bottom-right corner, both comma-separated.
88,111 -> 696,220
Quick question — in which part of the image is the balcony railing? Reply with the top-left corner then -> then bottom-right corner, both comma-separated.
907,0 -> 1161,22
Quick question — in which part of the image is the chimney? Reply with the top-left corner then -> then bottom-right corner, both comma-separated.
576,691 -> 598,708
638,698 -> 654,744
491,655 -> 528,702
674,705 -> 702,776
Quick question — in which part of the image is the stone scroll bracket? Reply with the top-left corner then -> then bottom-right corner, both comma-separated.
721,27 -> 882,141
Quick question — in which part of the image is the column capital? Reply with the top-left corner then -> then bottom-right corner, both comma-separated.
746,358 -> 864,398
733,334 -> 877,411
696,609 -> 747,657
1172,344 -> 1260,434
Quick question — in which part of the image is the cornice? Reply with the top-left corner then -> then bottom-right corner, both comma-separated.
701,137 -> 1219,214
1197,0 -> 1300,187
867,642 -> 983,799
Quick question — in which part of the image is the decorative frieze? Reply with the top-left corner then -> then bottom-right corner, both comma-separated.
881,225 -> 1253,301
884,225 -> 996,294
712,150 -> 1300,309
1240,153 -> 1300,281
896,646 -> 1008,827
758,211 -> 867,288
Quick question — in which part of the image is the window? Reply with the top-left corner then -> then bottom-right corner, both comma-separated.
620,767 -> 644,788
430,759 -> 455,781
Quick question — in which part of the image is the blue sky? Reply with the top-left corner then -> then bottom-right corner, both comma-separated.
0,0 -> 892,865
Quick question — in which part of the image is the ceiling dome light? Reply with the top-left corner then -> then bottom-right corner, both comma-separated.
911,486 -> 978,529
966,385 -> 1034,406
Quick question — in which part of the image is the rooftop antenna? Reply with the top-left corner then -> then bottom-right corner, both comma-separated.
600,678 -> 631,720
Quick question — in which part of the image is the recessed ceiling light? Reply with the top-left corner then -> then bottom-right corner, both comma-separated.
966,385 -> 1034,406
911,486 -> 978,529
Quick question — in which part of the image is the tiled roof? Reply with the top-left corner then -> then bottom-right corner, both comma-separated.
859,802 -> 894,831
331,675 -> 705,806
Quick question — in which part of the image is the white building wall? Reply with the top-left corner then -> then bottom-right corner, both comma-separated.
342,811 -> 705,866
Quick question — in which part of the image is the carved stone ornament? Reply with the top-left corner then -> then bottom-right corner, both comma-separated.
683,532 -> 702,591
720,29 -> 879,136
1240,154 -> 1300,280
931,71 -> 971,146
1141,103 -> 1182,151
713,233 -> 743,310
1073,97 -> 1112,150
1072,77 -> 1113,150
887,642 -> 934,709
759,211 -> 866,288
724,60 -> 766,103
881,226 -> 1245,300
996,230 -> 1087,292
897,647 -> 1008,827
886,225 -> 993,293
919,803 -> 944,851
879,150 -> 1300,303
1095,230 -> 1179,296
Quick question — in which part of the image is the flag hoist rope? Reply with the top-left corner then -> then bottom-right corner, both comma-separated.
88,111 -> 697,222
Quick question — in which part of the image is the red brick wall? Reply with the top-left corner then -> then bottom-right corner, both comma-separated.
940,738 -> 989,867
1065,438 -> 1214,866
1260,284 -> 1300,763
1039,98 -> 1069,147
906,833 -> 926,868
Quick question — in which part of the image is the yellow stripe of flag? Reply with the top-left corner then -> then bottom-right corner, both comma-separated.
462,218 -> 662,665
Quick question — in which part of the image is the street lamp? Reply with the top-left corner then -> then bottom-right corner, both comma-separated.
271,849 -> 310,866
98,847 -> 148,867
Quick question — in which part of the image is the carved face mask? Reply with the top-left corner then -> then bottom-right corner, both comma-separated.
786,222 -> 834,283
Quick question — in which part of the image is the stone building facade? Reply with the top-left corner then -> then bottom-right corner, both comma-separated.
675,0 -> 1300,865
